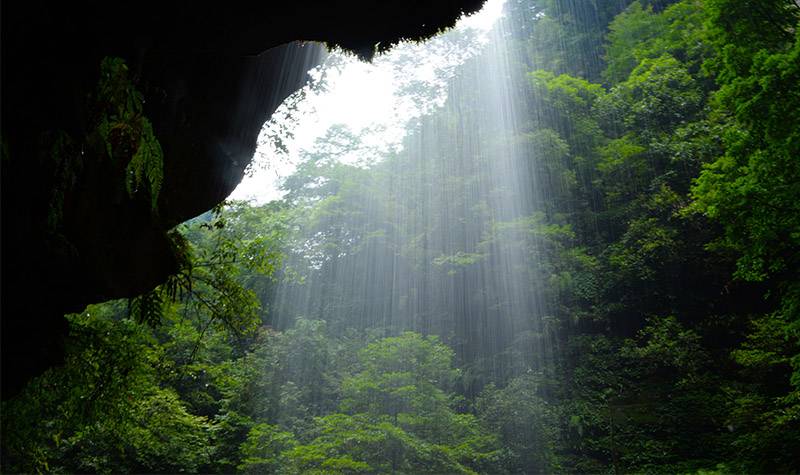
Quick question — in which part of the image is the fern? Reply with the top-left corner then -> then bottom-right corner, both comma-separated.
126,119 -> 164,210
94,57 -> 164,212
129,289 -> 164,328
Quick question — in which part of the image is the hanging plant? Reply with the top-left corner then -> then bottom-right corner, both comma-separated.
93,57 -> 163,212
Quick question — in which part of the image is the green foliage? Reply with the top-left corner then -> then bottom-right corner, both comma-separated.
725,301 -> 800,472
704,0 -> 799,80
621,316 -> 706,378
690,28 -> 800,283
132,201 -> 289,332
1,306 -> 211,473
595,135 -> 648,204
2,200 -> 294,473
93,57 -> 164,210
283,413 -> 472,474
530,70 -> 607,156
277,332 -> 499,474
126,119 -> 164,210
519,2 -> 799,472
476,374 -> 559,472
129,288 -> 165,328
604,1 -> 669,84
238,423 -> 297,473
517,0 -> 631,81
607,217 -> 679,282
340,333 -> 458,435
604,1 -> 711,85
5,1 -> 800,473
432,251 -> 485,274
607,54 -> 703,133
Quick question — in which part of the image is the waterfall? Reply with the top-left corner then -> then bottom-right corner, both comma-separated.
242,0 -> 558,392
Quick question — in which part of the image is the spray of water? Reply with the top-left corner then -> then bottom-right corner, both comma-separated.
239,0 -> 560,396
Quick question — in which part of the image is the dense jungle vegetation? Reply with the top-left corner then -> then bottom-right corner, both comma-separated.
2,0 -> 799,473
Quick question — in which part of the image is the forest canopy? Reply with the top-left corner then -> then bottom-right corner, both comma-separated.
2,0 -> 799,473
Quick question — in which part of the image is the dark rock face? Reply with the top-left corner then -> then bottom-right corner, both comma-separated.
1,0 -> 485,396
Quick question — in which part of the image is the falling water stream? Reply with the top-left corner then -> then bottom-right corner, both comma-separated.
234,0 -> 557,417
5,0 -> 796,472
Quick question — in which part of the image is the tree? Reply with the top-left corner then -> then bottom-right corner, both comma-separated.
340,333 -> 459,440
476,373 -> 559,473
1,305 -> 211,473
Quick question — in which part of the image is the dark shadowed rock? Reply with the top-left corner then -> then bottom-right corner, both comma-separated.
0,0 -> 485,396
